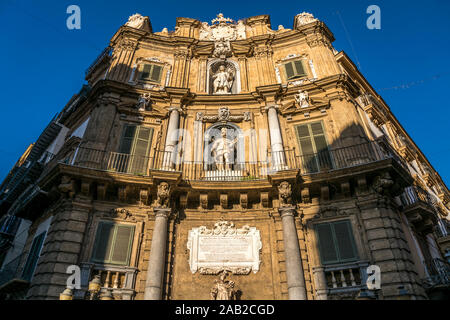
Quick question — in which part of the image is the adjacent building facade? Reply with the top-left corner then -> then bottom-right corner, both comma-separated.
0,12 -> 449,300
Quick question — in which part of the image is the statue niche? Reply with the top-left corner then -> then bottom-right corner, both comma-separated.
208,61 -> 238,95
204,123 -> 244,173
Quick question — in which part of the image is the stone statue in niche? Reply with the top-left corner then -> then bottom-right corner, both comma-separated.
211,127 -> 238,171
136,92 -> 151,111
210,271 -> 236,300
212,64 -> 234,94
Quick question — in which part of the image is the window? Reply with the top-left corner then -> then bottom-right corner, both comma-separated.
284,60 -> 307,80
138,63 -> 163,83
22,231 -> 47,281
316,220 -> 359,265
295,121 -> 332,173
91,222 -> 135,265
110,125 -> 153,174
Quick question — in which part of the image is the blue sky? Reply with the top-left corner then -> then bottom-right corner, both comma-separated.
0,0 -> 449,185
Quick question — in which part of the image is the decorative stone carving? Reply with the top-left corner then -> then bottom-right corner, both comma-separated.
278,181 -> 293,207
210,271 -> 237,300
199,13 -> 246,42
58,175 -> 75,198
136,92 -> 151,111
212,64 -> 235,94
220,193 -> 228,209
213,40 -> 232,58
125,13 -> 147,29
196,106 -> 251,123
295,90 -> 310,108
187,220 -> 262,275
153,182 -> 170,208
295,12 -> 318,27
139,188 -> 149,206
97,184 -> 107,201
301,187 -> 310,203
373,172 -> 394,194
200,193 -> 208,209
260,192 -> 269,208
107,208 -> 136,221
240,193 -> 248,209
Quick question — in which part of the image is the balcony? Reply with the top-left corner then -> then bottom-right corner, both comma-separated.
0,215 -> 22,252
77,263 -> 138,300
0,253 -> 29,299
421,258 -> 450,299
324,261 -> 370,299
54,140 -> 405,185
400,186 -> 437,234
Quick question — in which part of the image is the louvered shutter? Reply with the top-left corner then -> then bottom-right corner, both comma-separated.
110,225 -> 135,265
316,223 -> 338,264
294,60 -> 307,77
284,62 -> 295,79
334,220 -> 358,261
22,231 -> 46,281
150,65 -> 162,82
91,222 -> 115,263
140,64 -> 151,80
119,125 -> 136,154
296,124 -> 318,173
128,127 -> 153,175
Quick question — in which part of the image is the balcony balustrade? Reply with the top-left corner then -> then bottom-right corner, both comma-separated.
422,258 -> 450,289
324,261 -> 369,294
56,140 -> 404,182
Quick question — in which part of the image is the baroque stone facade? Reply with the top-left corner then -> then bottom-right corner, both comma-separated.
0,12 -> 449,301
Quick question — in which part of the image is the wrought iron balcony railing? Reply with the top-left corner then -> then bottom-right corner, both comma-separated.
422,258 -> 450,289
400,185 -> 434,208
0,253 -> 27,289
57,140 -> 404,182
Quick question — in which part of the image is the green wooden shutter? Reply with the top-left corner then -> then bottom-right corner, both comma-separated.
110,225 -> 135,265
119,125 -> 136,154
316,220 -> 358,265
140,64 -> 151,80
91,222 -> 135,265
294,60 -> 307,77
150,65 -> 162,82
316,223 -> 339,264
22,231 -> 47,281
334,220 -> 358,261
284,62 -> 295,79
91,222 -> 115,263
128,127 -> 153,175
295,122 -> 332,172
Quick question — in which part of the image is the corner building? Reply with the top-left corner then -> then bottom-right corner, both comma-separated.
0,12 -> 449,300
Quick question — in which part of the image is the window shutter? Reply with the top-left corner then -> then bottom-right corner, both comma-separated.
316,223 -> 338,264
334,220 -> 358,261
316,220 -> 358,265
91,222 -> 115,263
140,64 -> 151,80
284,62 -> 295,79
119,125 -> 136,154
150,65 -> 162,82
22,231 -> 46,281
129,127 -> 153,175
110,225 -> 135,265
294,60 -> 306,77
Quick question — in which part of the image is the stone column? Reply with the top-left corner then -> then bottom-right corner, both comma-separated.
144,207 -> 171,300
266,105 -> 285,168
279,206 -> 307,300
162,107 -> 180,169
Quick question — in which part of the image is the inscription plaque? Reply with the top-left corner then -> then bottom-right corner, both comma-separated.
187,220 -> 262,274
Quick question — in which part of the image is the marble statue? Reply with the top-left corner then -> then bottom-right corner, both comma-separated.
211,127 -> 237,171
125,13 -> 146,29
212,65 -> 234,94
295,12 -> 318,27
295,90 -> 310,108
210,271 -> 236,300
